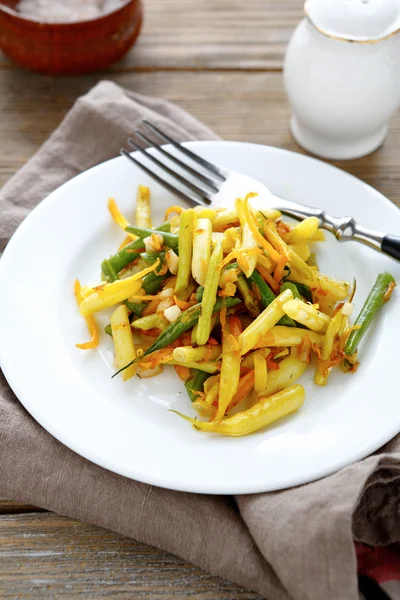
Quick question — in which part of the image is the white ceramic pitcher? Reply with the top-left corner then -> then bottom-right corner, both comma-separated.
284,0 -> 400,160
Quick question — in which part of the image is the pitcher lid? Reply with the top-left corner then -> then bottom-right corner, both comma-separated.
304,0 -> 400,43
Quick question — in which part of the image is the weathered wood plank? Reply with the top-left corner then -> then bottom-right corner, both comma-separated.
0,513 -> 262,599
1,68 -> 400,206
0,0 -> 303,71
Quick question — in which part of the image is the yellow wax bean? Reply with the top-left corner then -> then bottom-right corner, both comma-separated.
196,240 -> 223,345
175,209 -> 196,294
135,185 -> 152,228
282,298 -> 331,333
254,351 -> 268,392
111,305 -> 136,381
173,385 -> 305,437
172,345 -> 222,363
216,320 -> 241,419
239,289 -> 293,355
288,244 -> 311,262
260,356 -> 308,397
287,217 -> 319,244
212,208 -> 239,230
241,348 -> 271,370
288,249 -> 314,281
254,326 -> 323,348
314,308 -> 345,386
236,198 -> 258,278
192,217 -> 212,286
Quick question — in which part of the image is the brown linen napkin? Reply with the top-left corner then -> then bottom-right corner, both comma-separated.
1,81 -> 400,600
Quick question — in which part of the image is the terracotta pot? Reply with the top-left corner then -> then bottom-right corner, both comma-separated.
0,0 -> 143,75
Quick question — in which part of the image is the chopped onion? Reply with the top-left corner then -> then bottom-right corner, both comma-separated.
166,249 -> 179,275
342,302 -> 353,316
143,233 -> 163,252
144,236 -> 155,252
159,287 -> 175,298
164,304 -> 182,323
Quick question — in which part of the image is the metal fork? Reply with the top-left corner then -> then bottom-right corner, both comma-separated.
121,121 -> 400,262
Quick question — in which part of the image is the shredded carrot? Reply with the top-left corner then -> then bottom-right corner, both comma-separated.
276,219 -> 292,238
142,299 -> 162,316
74,279 -> 100,350
242,197 -> 281,263
207,337 -> 219,346
332,302 -> 344,317
384,280 -> 396,302
164,205 -> 184,220
257,264 -> 280,293
140,328 -> 162,337
229,315 -> 243,338
218,282 -> 237,297
139,347 -> 174,369
297,335 -> 312,364
273,256 -> 287,283
218,249 -> 238,271
313,343 -> 322,360
266,360 -> 280,371
174,365 -> 190,381
220,312 -> 240,352
181,333 -> 193,346
228,370 -> 255,410
174,295 -> 192,310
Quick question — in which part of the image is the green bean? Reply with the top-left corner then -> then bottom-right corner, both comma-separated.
101,223 -> 172,282
125,301 -> 146,317
196,240 -> 223,345
102,238 -> 144,281
125,226 -> 179,249
112,296 -> 240,377
142,271 -> 170,295
196,286 -> 204,302
225,261 -> 238,271
158,222 -> 171,233
185,369 -> 213,402
248,269 -> 296,327
280,282 -> 301,300
345,272 -> 395,357
237,275 -> 260,317
175,209 -> 196,294
140,251 -> 165,266
284,280 -> 313,303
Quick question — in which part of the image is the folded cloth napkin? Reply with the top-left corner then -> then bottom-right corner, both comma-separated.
1,81 -> 400,600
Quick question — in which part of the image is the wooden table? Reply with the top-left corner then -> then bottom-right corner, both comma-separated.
1,1 -> 400,597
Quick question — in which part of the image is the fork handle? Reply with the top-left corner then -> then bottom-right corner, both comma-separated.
381,234 -> 400,261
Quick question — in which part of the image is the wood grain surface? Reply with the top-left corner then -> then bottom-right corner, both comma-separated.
1,0 -> 399,598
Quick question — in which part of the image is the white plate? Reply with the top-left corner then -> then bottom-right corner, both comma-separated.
1,141 -> 400,494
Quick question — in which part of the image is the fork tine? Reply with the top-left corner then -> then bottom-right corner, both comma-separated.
135,130 -> 221,193
142,120 -> 227,182
127,138 -> 212,204
120,150 -> 210,207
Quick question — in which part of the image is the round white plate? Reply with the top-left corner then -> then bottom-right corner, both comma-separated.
1,141 -> 400,494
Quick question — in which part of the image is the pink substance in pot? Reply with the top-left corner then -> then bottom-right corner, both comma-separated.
15,0 -> 128,22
